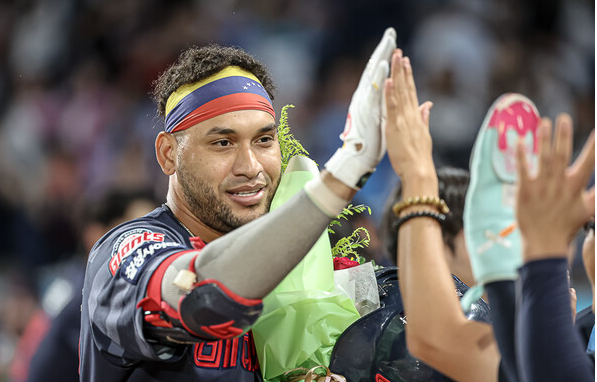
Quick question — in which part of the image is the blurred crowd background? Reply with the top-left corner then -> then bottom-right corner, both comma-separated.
0,0 -> 593,380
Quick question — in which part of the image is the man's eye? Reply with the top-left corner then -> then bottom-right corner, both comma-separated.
257,136 -> 274,144
215,140 -> 231,147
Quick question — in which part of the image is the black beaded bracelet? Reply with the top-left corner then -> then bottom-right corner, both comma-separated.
395,210 -> 446,230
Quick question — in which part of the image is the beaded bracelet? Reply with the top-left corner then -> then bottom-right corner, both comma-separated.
395,210 -> 446,230
392,196 -> 450,216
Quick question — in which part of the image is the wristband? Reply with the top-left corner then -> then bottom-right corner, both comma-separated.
304,177 -> 350,218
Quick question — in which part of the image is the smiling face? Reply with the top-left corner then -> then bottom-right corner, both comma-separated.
171,109 -> 281,233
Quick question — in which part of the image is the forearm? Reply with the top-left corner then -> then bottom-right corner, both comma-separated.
516,258 -> 594,382
398,172 -> 463,335
398,173 -> 500,381
398,174 -> 461,343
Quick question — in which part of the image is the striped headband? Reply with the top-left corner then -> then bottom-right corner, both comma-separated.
164,66 -> 275,133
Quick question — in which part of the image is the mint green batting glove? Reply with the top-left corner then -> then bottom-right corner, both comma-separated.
461,93 -> 540,311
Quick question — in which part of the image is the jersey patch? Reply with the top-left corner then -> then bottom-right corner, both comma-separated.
109,229 -> 166,275
119,241 -> 183,284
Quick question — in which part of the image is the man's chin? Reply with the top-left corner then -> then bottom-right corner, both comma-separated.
238,208 -> 268,223
227,204 -> 269,226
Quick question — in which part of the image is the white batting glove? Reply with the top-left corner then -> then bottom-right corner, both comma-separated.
325,27 -> 396,189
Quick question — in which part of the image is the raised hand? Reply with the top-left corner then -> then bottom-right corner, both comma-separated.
325,27 -> 397,189
384,49 -> 434,185
516,114 -> 595,261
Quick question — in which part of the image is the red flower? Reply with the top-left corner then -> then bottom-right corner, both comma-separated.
333,257 -> 360,270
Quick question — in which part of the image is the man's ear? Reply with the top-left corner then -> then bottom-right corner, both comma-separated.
155,131 -> 177,175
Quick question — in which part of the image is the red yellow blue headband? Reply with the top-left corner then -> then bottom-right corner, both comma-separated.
164,66 -> 275,133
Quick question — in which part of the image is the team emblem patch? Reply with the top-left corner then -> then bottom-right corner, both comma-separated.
109,229 -> 165,275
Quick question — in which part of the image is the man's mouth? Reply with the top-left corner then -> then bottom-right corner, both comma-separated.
231,190 -> 260,197
227,187 -> 266,207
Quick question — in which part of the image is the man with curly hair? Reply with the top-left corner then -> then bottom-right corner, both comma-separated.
79,29 -> 397,381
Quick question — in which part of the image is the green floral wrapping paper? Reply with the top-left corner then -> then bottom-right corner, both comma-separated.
251,156 -> 361,382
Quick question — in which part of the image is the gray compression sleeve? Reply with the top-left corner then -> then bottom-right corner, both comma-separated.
192,188 -> 334,299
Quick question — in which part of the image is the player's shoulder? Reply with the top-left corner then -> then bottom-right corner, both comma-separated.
100,204 -> 183,239
89,205 -> 188,261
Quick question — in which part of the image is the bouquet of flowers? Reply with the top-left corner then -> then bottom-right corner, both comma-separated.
251,106 -> 377,381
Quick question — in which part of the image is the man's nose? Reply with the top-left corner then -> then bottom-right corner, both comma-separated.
232,144 -> 263,179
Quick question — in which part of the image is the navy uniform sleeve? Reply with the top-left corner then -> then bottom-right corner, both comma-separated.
486,280 -> 519,382
516,258 -> 594,382
82,219 -> 188,364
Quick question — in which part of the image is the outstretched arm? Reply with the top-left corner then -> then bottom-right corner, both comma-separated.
384,49 -> 501,382
515,115 -> 595,382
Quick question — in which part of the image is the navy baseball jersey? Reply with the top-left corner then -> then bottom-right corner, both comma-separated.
79,205 -> 263,381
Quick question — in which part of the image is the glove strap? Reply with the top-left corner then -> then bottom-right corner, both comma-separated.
324,148 -> 375,189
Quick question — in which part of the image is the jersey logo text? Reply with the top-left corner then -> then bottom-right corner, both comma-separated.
119,241 -> 182,284
194,332 -> 259,372
109,230 -> 165,275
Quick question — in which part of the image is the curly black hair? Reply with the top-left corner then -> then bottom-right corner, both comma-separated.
152,44 -> 276,118
381,166 -> 470,264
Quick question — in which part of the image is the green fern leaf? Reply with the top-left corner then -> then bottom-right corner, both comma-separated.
278,104 -> 312,173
